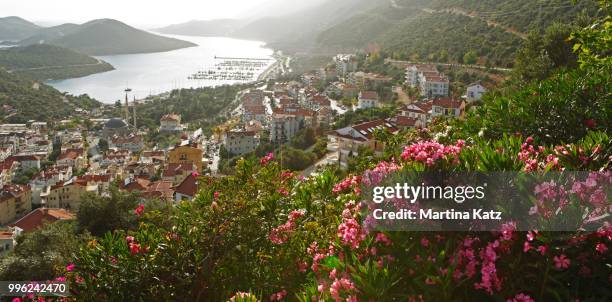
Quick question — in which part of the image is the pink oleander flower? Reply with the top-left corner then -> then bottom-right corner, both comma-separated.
65,263 -> 75,272
211,201 -> 219,210
375,232 -> 392,246
260,152 -> 274,165
129,243 -> 141,255
401,140 -> 464,166
213,191 -> 220,199
55,276 -> 66,282
330,278 -> 355,302
500,222 -> 516,241
133,204 -> 145,216
269,289 -> 287,301
277,187 -> 289,196
595,242 -> 608,254
269,210 -> 305,245
583,119 -> 596,128
125,236 -> 134,243
553,254 -> 570,270
11,298 -> 21,302
420,237 -> 430,247
191,171 -> 199,178
507,293 -> 535,302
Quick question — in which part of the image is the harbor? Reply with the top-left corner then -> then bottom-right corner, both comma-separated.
188,56 -> 275,82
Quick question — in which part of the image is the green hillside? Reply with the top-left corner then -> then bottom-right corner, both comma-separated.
0,44 -> 114,80
19,19 -> 197,56
0,69 -> 102,122
313,0 -> 599,67
0,16 -> 41,41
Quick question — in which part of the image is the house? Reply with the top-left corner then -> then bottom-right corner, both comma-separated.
46,180 -> 97,211
162,163 -> 196,185
10,208 -> 74,233
358,91 -> 379,109
174,173 -> 199,202
466,81 -> 487,102
327,119 -> 399,168
405,64 -> 438,88
419,73 -> 449,98
399,104 -> 428,123
316,107 -> 334,127
0,160 -> 18,187
140,151 -> 165,164
6,155 -> 41,171
350,72 -> 391,89
386,115 -> 424,130
0,230 -> 14,256
0,184 -> 32,224
269,106 -> 315,143
111,134 -> 144,153
160,114 -> 183,132
305,94 -> 331,111
57,148 -> 87,171
167,143 -> 204,171
223,130 -> 259,156
141,181 -> 175,201
30,166 -> 73,206
431,97 -> 463,118
334,54 -> 358,77
243,105 -> 268,124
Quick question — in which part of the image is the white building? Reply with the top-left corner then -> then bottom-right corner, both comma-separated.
357,91 -> 379,110
270,116 -> 301,143
334,54 -> 358,77
466,81 -> 487,102
223,130 -> 260,156
419,73 -> 449,98
160,114 -> 183,132
405,64 -> 438,88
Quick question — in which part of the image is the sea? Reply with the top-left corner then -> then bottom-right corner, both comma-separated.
46,34 -> 275,103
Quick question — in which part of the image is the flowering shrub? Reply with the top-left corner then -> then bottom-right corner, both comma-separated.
31,131 -> 607,302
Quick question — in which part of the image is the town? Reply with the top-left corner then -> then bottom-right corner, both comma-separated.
0,51 -> 493,255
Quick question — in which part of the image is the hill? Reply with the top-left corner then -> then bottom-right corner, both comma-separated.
0,68 -> 102,123
0,44 -> 114,80
0,16 -> 41,41
313,0 -> 599,67
19,19 -> 197,55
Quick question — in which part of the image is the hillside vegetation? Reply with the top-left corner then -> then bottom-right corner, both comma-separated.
0,44 -> 114,80
0,69 -> 101,122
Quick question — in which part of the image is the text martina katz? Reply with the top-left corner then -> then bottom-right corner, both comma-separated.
370,183 -> 503,221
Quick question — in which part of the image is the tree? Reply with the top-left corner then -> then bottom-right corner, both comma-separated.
76,188 -> 140,236
462,50 -> 478,65
543,22 -> 578,69
98,138 -> 109,152
0,221 -> 83,281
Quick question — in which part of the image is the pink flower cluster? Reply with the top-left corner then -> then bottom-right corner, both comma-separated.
329,277 -> 356,302
337,202 -> 365,249
400,140 -> 464,166
518,137 -> 560,171
361,160 -> 402,187
571,171 -> 611,207
260,152 -> 274,165
531,181 -> 568,217
474,240 -> 502,294
126,236 -> 148,255
269,289 -> 287,301
507,293 -> 535,302
269,210 -> 306,245
332,175 -> 361,194
133,204 -> 145,216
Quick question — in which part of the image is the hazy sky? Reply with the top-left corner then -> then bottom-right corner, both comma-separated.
0,0 -> 282,28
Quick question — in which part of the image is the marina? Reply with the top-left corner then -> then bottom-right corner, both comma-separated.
188,57 -> 274,81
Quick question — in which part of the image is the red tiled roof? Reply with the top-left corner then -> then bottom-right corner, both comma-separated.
10,208 -> 75,233
160,114 -> 180,122
432,97 -> 462,109
359,91 -> 379,100
388,115 -> 419,127
174,173 -> 198,197
162,163 -> 195,177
